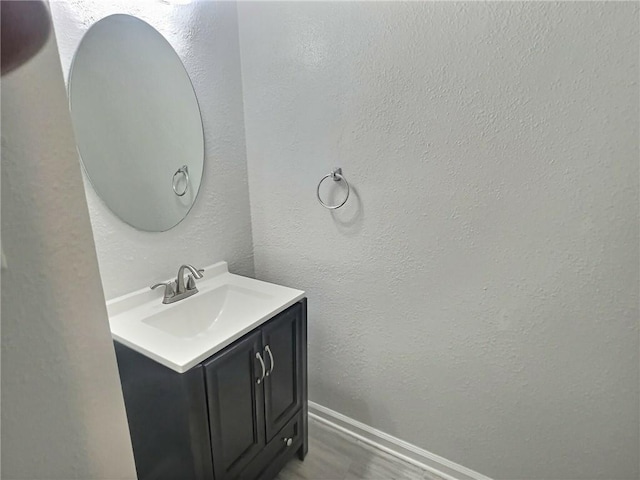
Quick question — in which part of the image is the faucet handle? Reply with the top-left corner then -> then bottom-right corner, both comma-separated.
186,275 -> 197,291
190,267 -> 204,279
151,281 -> 175,298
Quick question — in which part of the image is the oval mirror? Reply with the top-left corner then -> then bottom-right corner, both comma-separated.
68,14 -> 204,232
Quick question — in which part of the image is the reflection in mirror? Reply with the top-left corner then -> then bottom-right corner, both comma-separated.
68,14 -> 204,232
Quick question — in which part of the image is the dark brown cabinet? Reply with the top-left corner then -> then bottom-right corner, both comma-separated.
115,299 -> 307,480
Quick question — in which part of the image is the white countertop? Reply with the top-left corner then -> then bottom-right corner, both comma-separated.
107,262 -> 305,373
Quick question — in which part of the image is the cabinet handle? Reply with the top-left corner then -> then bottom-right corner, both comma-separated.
265,345 -> 274,376
283,437 -> 292,447
255,352 -> 266,384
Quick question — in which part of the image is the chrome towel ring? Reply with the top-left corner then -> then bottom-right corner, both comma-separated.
317,167 -> 350,210
172,165 -> 189,196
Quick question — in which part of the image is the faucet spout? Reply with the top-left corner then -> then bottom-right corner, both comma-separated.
176,264 -> 204,294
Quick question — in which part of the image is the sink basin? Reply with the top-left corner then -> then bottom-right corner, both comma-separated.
107,262 -> 304,373
142,284 -> 273,339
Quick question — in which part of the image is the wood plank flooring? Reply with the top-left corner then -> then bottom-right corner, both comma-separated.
276,417 -> 446,480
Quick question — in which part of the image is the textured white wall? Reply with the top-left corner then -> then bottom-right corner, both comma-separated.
237,2 -> 639,479
1,21 -> 137,480
50,0 -> 253,300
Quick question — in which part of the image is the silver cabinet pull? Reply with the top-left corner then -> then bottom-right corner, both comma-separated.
283,437 -> 292,447
265,345 -> 274,376
256,352 -> 266,384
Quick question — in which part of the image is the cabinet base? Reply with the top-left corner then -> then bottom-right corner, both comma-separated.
241,411 -> 304,480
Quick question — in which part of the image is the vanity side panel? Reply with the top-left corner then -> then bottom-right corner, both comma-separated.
299,298 -> 308,460
114,342 -> 213,480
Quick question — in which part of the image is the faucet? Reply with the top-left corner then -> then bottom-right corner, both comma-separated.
176,264 -> 204,293
151,264 -> 204,304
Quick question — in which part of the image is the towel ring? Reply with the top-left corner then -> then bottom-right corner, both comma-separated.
172,165 -> 189,197
317,168 -> 350,210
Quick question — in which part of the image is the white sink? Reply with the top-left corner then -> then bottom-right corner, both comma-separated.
107,262 -> 305,373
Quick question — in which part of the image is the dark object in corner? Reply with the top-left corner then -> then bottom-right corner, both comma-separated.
1,1 -> 51,75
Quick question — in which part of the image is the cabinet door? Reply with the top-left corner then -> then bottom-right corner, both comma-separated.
204,331 -> 265,480
262,304 -> 303,442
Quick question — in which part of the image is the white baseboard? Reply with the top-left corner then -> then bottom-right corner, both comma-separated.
308,401 -> 493,480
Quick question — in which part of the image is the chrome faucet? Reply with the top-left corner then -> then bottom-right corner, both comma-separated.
151,264 -> 204,304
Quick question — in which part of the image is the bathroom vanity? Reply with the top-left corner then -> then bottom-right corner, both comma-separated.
64,12 -> 310,479
109,263 -> 307,480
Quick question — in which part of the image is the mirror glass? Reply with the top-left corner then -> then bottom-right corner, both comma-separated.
68,14 -> 204,232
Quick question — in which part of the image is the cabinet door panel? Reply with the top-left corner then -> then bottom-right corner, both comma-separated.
262,304 -> 303,442
204,331 -> 265,480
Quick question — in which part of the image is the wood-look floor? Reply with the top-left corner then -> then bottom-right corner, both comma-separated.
276,418 -> 446,480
